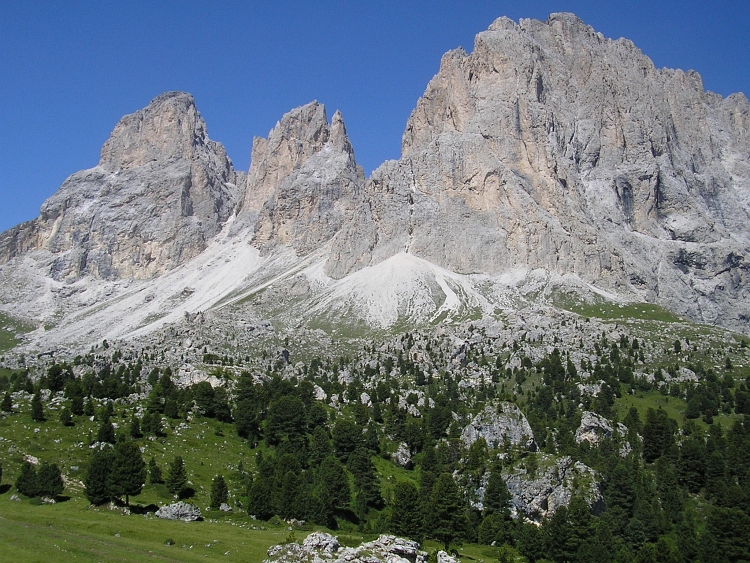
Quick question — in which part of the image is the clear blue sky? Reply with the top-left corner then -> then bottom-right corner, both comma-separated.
1,0 -> 748,233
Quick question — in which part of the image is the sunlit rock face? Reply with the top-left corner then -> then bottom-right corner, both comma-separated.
326,13 -> 750,331
0,92 -> 240,280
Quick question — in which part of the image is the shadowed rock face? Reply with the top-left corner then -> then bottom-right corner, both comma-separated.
0,92 -> 240,280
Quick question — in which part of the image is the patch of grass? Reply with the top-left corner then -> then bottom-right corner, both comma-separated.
0,496 -> 292,563
0,311 -> 33,353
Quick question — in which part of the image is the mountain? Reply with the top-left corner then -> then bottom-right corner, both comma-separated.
0,13 -> 748,351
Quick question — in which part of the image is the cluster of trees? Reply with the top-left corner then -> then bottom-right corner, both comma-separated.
15,461 -> 64,499
84,441 -> 146,505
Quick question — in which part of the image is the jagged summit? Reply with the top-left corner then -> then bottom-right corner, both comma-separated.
0,91 -> 240,280
0,14 -> 748,348
99,91 -> 200,170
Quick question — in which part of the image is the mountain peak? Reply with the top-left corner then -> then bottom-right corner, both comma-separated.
99,91 -> 205,172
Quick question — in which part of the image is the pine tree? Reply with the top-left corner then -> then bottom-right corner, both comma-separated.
347,448 -> 382,509
483,466 -> 512,517
15,461 -> 39,497
148,457 -> 162,484
427,473 -> 468,550
37,462 -> 64,498
210,474 -> 228,510
31,393 -> 44,422
109,440 -> 146,505
84,397 -> 95,416
129,416 -> 142,439
1,392 -> 12,412
166,456 -> 187,497
70,395 -> 84,416
391,481 -> 422,541
85,448 -> 114,505
96,420 -> 116,444
59,408 -> 73,426
316,455 -> 350,512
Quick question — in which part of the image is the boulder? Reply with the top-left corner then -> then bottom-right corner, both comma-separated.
264,533 -> 427,563
155,501 -> 201,522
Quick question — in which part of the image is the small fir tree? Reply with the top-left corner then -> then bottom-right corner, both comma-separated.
96,420 -> 116,444
37,462 -> 64,498
210,474 -> 229,510
1,392 -> 12,412
129,416 -> 142,439
85,448 -> 114,505
31,393 -> 44,422
427,473 -> 468,551
109,440 -> 146,505
391,481 -> 423,541
70,395 -> 84,416
15,462 -> 39,497
59,407 -> 74,426
148,457 -> 163,484
83,397 -> 95,417
166,456 -> 187,497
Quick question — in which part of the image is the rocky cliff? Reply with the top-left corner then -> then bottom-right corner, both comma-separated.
325,13 -> 750,330
0,13 -> 749,342
0,92 -> 240,280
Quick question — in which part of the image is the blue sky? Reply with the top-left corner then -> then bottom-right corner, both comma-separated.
1,0 -> 748,233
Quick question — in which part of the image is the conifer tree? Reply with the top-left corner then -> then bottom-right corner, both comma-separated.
391,481 -> 422,541
109,440 -> 146,505
129,415 -> 142,439
1,392 -> 12,412
31,393 -> 44,422
70,395 -> 84,416
167,456 -> 187,497
148,457 -> 162,484
210,474 -> 228,510
483,466 -> 512,517
347,448 -> 382,509
427,473 -> 468,550
85,448 -> 114,505
97,420 -> 116,444
59,408 -> 73,426
84,397 -> 95,416
15,461 -> 39,497
37,462 -> 64,498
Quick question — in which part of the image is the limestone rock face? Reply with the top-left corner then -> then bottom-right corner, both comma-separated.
575,411 -> 631,456
503,453 -> 603,522
239,102 -> 365,258
326,13 -> 750,331
0,92 -> 240,280
461,401 -> 536,451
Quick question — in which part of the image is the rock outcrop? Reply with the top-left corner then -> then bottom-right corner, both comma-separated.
502,453 -> 603,521
461,401 -> 536,450
575,411 -> 631,456
1,13 -> 749,342
0,92 -> 240,280
155,501 -> 202,521
264,533 -> 429,563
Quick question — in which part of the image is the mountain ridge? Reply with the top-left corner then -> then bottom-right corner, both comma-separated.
0,13 -> 748,349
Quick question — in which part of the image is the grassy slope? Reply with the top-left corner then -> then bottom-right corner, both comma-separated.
0,496 -> 291,563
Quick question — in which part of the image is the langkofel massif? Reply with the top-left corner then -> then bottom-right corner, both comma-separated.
1,12 -> 749,350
